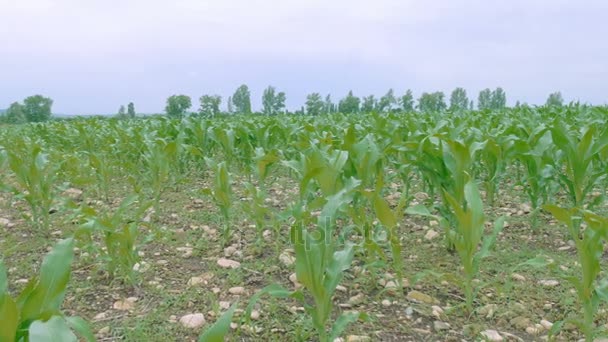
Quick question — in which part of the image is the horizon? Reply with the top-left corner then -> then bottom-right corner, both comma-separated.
1,0 -> 607,115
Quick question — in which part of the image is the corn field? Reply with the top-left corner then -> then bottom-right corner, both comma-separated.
1,106 -> 608,341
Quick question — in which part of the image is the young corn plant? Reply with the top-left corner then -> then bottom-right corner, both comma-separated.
247,178 -> 365,342
0,238 -> 95,342
550,124 -> 608,208
543,205 -> 608,341
6,143 -> 59,232
202,160 -> 233,247
241,182 -> 272,250
78,195 -> 152,285
443,178 -> 505,312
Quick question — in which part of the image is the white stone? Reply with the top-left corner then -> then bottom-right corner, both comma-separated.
480,329 -> 503,341
228,286 -> 245,295
424,229 -> 439,240
217,258 -> 240,269
179,313 -> 206,328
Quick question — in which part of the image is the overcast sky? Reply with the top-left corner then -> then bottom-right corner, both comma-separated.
1,0 -> 606,114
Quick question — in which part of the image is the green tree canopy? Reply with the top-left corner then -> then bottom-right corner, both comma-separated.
261,86 -> 286,115
546,91 -> 564,107
378,89 -> 397,112
417,92 -> 446,112
338,91 -> 360,114
324,94 -> 335,114
232,84 -> 252,114
4,102 -> 26,124
305,93 -> 324,116
165,95 -> 192,119
449,87 -> 469,111
127,102 -> 136,118
400,90 -> 415,112
361,95 -> 377,113
23,95 -> 53,122
199,95 -> 222,116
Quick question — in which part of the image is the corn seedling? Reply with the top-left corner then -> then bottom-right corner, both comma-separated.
202,159 -> 233,247
79,195 -> 152,284
443,178 -> 504,312
543,205 -> 608,341
6,142 -> 59,231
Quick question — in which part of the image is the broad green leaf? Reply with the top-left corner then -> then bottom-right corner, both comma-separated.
19,238 -> 75,322
0,260 -> 19,342
374,196 -> 396,228
329,311 -> 364,340
198,302 -> 238,342
65,316 -> 96,342
29,316 -> 77,342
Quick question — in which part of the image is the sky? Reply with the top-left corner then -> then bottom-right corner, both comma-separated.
0,0 -> 607,114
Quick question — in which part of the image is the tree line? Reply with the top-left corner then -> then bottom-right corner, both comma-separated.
0,88 -> 568,124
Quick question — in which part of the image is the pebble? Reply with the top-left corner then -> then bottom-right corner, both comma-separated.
187,277 -> 204,287
228,286 -> 245,295
348,293 -> 365,306
424,229 -> 439,240
406,290 -> 439,304
511,273 -> 526,282
97,326 -> 110,336
217,258 -> 241,269
381,299 -> 392,307
433,321 -> 450,331
179,313 -> 206,328
538,279 -> 559,287
480,329 -> 503,341
540,319 -> 553,330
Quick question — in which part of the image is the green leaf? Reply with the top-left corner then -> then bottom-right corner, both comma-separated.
329,311 -> 364,340
405,204 -> 433,217
374,196 -> 396,228
29,316 -> 77,342
19,238 -> 75,322
65,316 -> 96,342
0,261 -> 19,342
198,302 -> 238,342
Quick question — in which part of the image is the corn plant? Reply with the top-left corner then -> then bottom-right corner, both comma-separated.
0,238 -> 95,341
202,160 -> 232,246
550,124 -> 608,208
6,142 -> 59,232
543,205 -> 608,341
142,137 -> 174,213
78,195 -> 152,284
443,178 -> 504,312
241,182 -> 272,249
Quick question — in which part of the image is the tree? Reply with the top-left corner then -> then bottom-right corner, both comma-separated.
491,87 -> 507,109
324,94 -> 335,114
478,88 -> 492,110
546,91 -> 564,107
127,102 -> 136,118
199,95 -> 222,116
338,91 -> 360,114
400,90 -> 415,112
165,95 -> 192,119
305,93 -> 324,116
4,102 -> 26,124
261,86 -> 286,115
232,84 -> 252,114
227,96 -> 233,114
361,95 -> 377,113
378,89 -> 397,112
417,92 -> 446,112
23,95 -> 53,122
449,87 -> 469,111
117,105 -> 126,118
